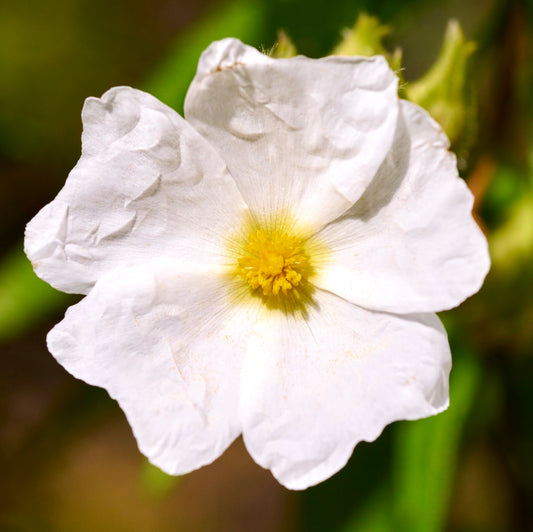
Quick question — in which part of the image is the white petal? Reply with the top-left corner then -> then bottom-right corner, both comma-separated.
25,86 -> 249,294
185,38 -> 399,234
47,261 -> 260,475
313,100 -> 490,313
241,289 -> 450,490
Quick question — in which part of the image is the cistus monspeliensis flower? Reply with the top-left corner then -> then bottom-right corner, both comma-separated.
24,38 -> 490,490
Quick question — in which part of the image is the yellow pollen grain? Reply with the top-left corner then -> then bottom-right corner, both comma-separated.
238,229 -> 309,297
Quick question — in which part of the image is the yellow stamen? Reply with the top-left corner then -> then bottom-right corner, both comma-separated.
238,229 -> 309,296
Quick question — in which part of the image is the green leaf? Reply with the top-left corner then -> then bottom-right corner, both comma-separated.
391,350 -> 481,532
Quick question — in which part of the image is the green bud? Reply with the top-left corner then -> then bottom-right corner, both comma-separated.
272,31 -> 297,58
332,14 -> 402,71
404,20 -> 477,147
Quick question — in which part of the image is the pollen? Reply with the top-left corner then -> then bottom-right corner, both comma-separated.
238,229 -> 310,297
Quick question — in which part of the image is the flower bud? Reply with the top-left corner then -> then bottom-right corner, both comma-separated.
404,20 -> 476,147
272,31 -> 297,58
332,14 -> 402,71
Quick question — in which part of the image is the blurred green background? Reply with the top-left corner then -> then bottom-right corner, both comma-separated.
1,0 -> 533,530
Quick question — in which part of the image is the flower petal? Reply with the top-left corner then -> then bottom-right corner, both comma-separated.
185,38 -> 399,234
313,100 -> 490,314
25,86 -> 249,295
240,289 -> 450,490
47,260 -> 260,475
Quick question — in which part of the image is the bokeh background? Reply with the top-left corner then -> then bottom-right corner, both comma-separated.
1,0 -> 533,530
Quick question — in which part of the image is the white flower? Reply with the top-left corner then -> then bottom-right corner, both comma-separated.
24,38 -> 489,490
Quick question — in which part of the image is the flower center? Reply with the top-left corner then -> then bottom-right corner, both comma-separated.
238,229 -> 309,296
